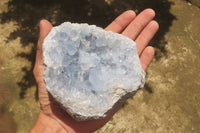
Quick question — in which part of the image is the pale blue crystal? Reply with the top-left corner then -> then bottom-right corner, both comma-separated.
43,22 -> 145,121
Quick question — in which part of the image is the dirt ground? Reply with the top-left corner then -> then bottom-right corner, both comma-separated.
0,0 -> 199,133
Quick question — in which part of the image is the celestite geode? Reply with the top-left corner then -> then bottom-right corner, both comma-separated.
43,22 -> 145,121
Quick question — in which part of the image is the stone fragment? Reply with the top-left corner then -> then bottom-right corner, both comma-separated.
188,0 -> 200,7
43,22 -> 145,121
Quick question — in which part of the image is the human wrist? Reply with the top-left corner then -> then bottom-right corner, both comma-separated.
29,112 -> 66,133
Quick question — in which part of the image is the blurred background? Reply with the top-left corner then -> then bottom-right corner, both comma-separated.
0,0 -> 199,132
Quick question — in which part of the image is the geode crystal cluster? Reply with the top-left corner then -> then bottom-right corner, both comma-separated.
43,22 -> 145,121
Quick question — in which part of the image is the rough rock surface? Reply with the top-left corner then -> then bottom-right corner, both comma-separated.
43,22 -> 145,121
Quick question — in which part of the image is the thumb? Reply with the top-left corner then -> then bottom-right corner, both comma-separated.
34,20 -> 52,85
38,19 -> 53,50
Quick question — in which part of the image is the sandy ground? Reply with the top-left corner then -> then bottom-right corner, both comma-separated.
0,0 -> 199,133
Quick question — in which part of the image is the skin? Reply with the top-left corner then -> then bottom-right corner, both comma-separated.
30,9 -> 159,133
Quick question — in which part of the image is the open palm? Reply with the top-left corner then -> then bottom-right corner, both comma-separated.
32,9 -> 159,133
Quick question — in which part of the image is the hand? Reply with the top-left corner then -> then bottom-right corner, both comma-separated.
31,9 -> 159,133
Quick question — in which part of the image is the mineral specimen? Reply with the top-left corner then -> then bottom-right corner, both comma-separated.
43,22 -> 145,121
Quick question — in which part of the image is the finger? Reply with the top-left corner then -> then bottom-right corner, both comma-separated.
140,46 -> 155,71
34,20 -> 52,84
36,20 -> 52,67
37,19 -> 53,51
105,10 -> 136,33
122,9 -> 155,40
136,20 -> 159,55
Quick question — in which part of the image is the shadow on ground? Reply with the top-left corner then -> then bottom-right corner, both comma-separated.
0,0 -> 176,99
